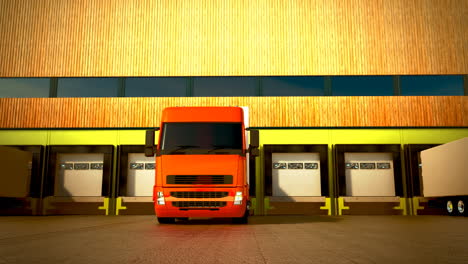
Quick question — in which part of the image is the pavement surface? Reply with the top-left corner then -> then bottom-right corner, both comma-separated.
0,215 -> 467,264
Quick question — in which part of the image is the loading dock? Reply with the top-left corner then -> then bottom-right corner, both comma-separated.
404,144 -> 442,215
42,146 -> 113,215
116,145 -> 155,215
406,140 -> 468,216
264,145 -> 329,215
0,145 -> 43,215
334,144 -> 404,215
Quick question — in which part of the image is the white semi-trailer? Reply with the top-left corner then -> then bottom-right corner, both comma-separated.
420,137 -> 467,216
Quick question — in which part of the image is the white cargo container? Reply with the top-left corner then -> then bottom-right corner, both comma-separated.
420,137 -> 468,216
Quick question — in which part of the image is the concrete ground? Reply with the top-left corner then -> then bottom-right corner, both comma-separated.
0,215 -> 467,264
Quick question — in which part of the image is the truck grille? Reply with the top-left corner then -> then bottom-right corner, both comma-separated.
170,192 -> 229,198
172,201 -> 227,208
167,175 -> 233,184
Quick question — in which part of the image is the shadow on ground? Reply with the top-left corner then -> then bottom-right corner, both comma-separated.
161,215 -> 342,225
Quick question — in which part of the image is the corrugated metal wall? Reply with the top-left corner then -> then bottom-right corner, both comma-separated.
0,0 -> 467,77
0,97 -> 466,128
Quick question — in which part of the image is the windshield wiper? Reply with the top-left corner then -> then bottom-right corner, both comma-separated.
207,145 -> 231,154
168,145 -> 199,154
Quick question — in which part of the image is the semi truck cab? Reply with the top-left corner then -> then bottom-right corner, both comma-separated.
145,107 -> 259,223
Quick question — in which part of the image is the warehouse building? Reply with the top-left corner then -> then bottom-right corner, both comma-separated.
0,0 -> 467,217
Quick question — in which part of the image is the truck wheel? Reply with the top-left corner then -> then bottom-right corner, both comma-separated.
157,217 -> 175,224
232,210 -> 249,224
457,199 -> 465,216
446,200 -> 457,216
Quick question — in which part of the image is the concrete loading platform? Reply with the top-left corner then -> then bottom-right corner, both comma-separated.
0,215 -> 467,264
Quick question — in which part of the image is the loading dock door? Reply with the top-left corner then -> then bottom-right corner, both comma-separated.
0,146 -> 32,197
345,152 -> 395,196
272,153 -> 321,196
127,153 -> 155,196
55,153 -> 104,197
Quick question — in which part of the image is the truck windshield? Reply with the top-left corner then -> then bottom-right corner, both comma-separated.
160,123 -> 243,155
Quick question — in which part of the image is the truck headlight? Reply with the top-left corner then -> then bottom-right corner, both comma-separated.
157,191 -> 165,205
234,191 -> 243,205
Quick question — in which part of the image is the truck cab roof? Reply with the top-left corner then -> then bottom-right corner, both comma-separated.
161,107 -> 244,123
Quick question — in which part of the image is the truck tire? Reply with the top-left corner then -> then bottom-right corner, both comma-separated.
157,217 -> 175,224
232,210 -> 249,224
457,199 -> 465,216
446,199 -> 457,216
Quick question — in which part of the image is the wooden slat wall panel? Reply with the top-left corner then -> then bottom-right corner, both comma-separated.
0,0 -> 467,77
0,97 -> 466,128
465,96 -> 468,127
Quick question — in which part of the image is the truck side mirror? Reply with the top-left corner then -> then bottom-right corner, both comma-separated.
249,130 -> 259,157
249,130 -> 259,148
250,148 -> 260,157
144,128 -> 159,157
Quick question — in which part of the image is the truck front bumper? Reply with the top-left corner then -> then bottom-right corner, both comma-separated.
154,187 -> 248,218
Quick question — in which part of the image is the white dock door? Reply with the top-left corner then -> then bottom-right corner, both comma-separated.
55,153 -> 104,197
272,153 -> 321,196
127,153 -> 155,196
344,152 -> 395,196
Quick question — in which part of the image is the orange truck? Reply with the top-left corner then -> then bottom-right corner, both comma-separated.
145,107 -> 259,223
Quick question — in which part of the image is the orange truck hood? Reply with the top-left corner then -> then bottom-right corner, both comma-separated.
159,155 -> 243,187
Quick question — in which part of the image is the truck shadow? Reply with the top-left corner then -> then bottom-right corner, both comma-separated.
172,215 -> 342,225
